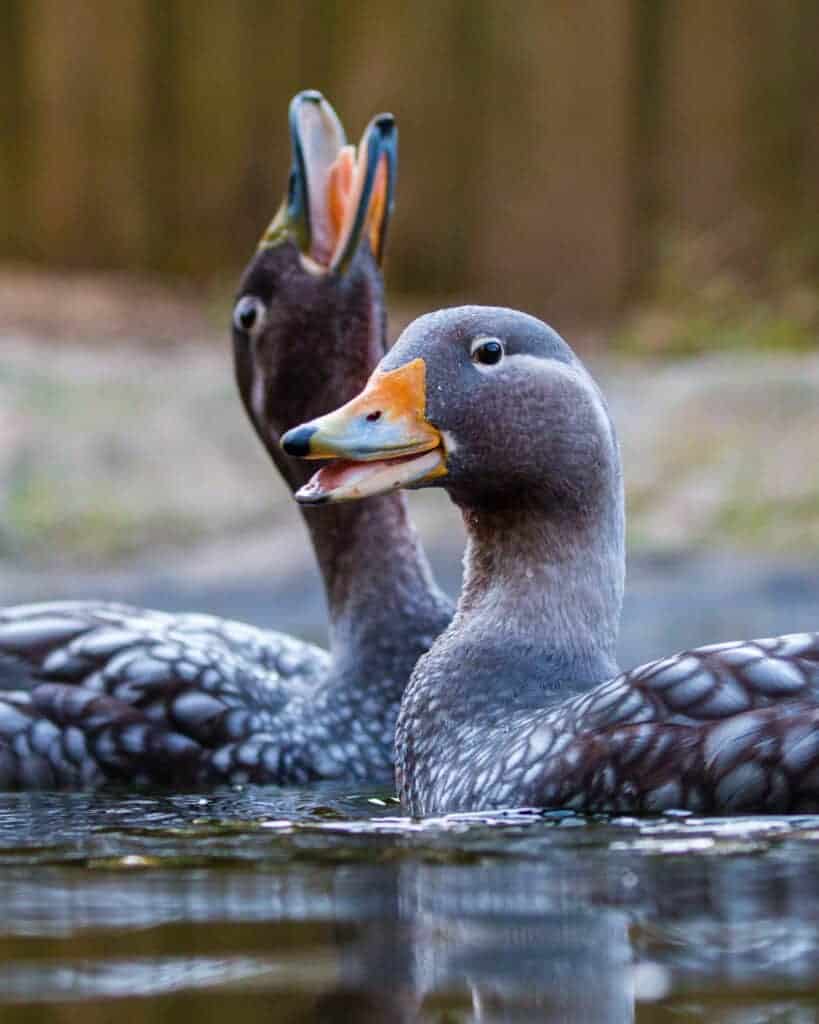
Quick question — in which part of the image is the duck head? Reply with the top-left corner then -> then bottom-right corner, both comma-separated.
232,91 -> 396,481
282,305 -> 622,520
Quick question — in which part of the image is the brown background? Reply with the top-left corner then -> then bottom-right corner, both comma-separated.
2,0 -> 817,325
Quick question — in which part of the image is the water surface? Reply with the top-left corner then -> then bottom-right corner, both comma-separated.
4,555 -> 819,1020
2,786 -> 819,1022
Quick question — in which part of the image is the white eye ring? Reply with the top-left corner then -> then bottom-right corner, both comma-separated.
470,336 -> 505,367
233,295 -> 266,335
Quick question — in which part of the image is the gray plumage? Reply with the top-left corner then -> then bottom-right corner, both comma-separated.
288,305 -> 819,816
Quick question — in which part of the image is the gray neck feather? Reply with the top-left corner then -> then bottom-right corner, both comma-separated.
449,484 -> 625,705
305,495 -> 452,691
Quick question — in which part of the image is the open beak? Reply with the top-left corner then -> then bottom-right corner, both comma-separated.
281,359 -> 447,504
259,90 -> 396,272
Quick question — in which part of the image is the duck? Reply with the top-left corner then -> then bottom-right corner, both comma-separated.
283,305 -> 819,816
0,92 -> 451,789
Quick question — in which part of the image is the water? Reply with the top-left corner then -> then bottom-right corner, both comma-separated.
3,552 -> 819,1020
0,785 -> 818,1022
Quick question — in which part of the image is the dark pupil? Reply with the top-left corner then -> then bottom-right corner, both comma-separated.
477,340 -> 502,364
239,302 -> 257,329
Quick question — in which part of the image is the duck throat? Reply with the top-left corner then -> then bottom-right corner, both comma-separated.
257,252 -> 389,495
312,493 -> 451,689
455,491 -> 625,699
296,257 -> 450,682
282,255 -> 452,696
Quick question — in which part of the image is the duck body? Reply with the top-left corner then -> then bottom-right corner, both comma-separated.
0,602 -> 324,787
0,94 -> 451,789
398,629 -> 819,815
285,305 -> 819,816
0,593 -> 443,787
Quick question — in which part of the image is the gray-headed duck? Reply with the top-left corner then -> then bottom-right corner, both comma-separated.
285,305 -> 819,815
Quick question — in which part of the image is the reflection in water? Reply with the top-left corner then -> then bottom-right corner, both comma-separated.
1,792 -> 819,1021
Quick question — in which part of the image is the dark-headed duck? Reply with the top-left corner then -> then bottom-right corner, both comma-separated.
0,94 -> 450,789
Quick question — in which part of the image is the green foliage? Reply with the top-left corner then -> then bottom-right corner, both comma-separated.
2,456 -> 206,563
716,492 -> 819,550
617,233 -> 819,356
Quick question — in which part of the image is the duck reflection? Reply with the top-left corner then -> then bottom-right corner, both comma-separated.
327,869 -> 633,1022
3,793 -> 819,1021
309,832 -> 819,1023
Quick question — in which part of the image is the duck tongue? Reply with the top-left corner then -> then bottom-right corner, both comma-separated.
312,145 -> 355,266
305,131 -> 387,270
296,450 -> 444,505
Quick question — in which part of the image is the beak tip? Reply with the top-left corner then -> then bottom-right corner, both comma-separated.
293,89 -> 324,107
281,424 -> 318,457
295,481 -> 332,506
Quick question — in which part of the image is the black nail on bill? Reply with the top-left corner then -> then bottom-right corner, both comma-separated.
282,424 -> 318,456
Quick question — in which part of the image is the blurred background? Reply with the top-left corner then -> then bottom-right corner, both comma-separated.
3,9 -> 819,1018
3,0 -> 818,328
1,0 -> 819,665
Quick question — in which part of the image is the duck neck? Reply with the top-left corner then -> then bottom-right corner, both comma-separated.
284,255 -> 450,694
306,494 -> 451,688
450,488 -> 625,705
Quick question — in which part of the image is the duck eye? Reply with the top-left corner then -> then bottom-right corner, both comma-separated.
233,295 -> 265,334
471,338 -> 504,366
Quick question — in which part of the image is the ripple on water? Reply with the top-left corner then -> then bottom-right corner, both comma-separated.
1,789 -> 819,1017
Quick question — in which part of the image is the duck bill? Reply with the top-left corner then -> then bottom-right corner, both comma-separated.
281,359 -> 446,504
259,90 -> 344,258
330,113 -> 396,272
259,91 -> 396,272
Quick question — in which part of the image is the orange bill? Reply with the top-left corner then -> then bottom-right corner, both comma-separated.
281,359 -> 447,503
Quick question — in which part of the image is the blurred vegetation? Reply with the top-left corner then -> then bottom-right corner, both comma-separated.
617,230 -> 819,355
0,1 -> 818,568
0,0 -> 817,330
4,336 -> 819,566
0,343 -> 284,565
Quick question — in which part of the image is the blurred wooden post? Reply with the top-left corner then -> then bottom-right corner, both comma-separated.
142,0 -> 183,275
742,0 -> 819,270
0,0 -> 816,321
16,0 -> 148,268
329,0 -> 490,299
21,0 -> 97,264
89,0 -> 150,266
0,0 -> 26,256
172,0 -> 254,274
661,1 -> 752,231
467,0 -> 635,324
